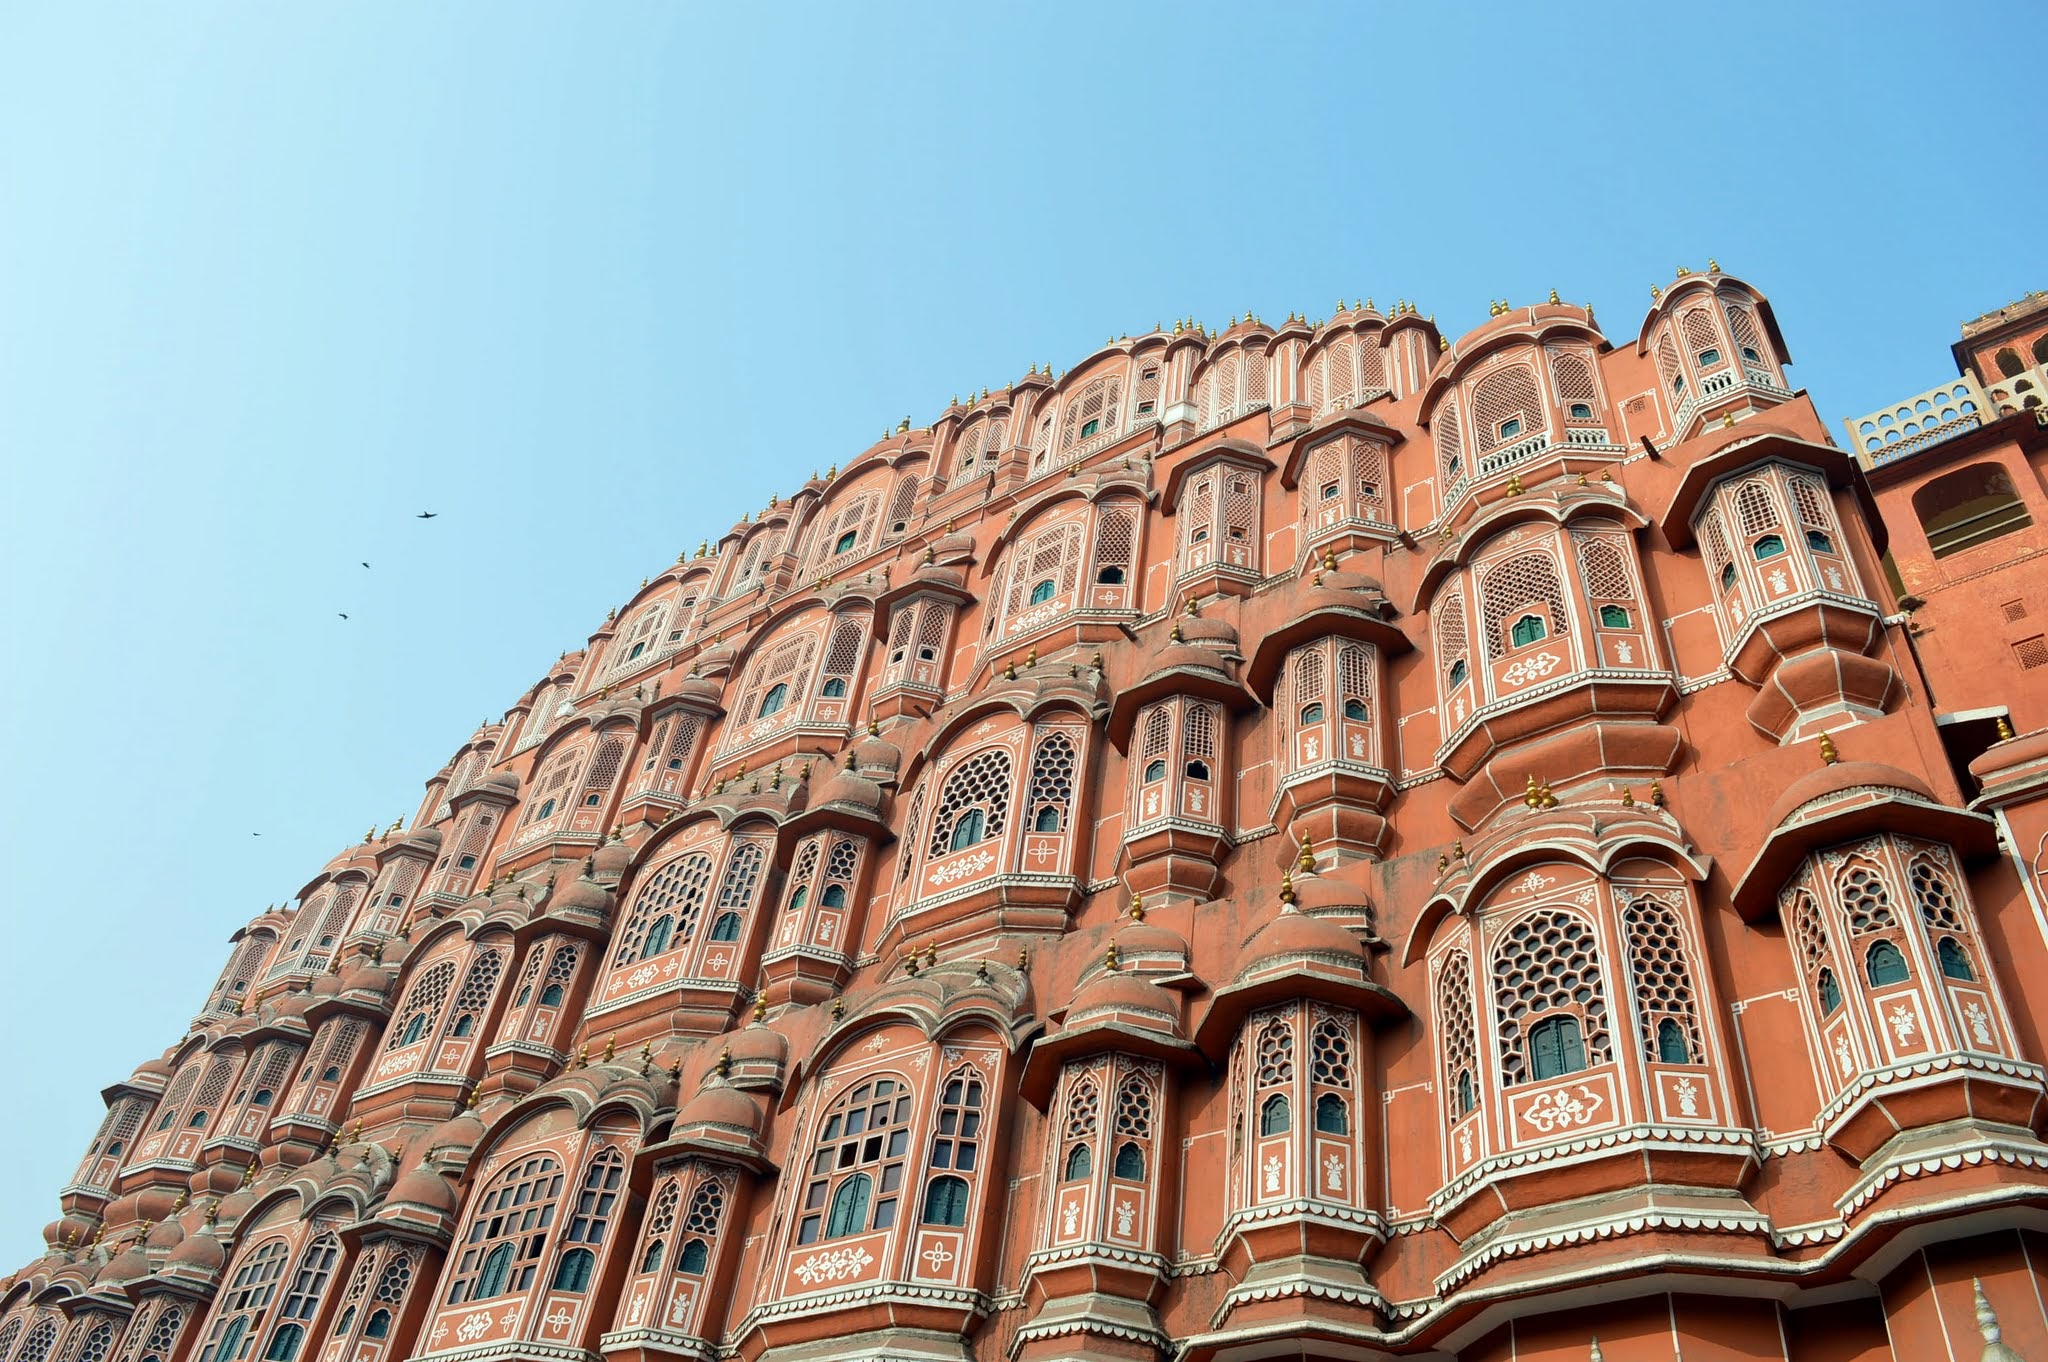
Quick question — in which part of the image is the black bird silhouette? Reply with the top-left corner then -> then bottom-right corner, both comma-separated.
416,511 -> 438,519
338,613 -> 349,620
361,561 -> 371,568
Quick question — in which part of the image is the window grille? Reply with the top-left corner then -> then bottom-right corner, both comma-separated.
710,844 -> 767,933
15,1322 -> 56,1362
1470,365 -> 1542,452
883,473 -> 920,538
190,1055 -> 235,1125
1621,897 -> 1702,1063
371,1254 -> 411,1306
1735,480 -> 1780,536
683,1177 -> 724,1236
1492,909 -> 1610,1086
1310,1018 -> 1352,1087
1655,333 -> 1684,395
795,1074 -> 914,1246
1434,587 -> 1469,674
1182,704 -> 1216,764
1480,552 -> 1570,658
1254,1016 -> 1294,1087
1725,305 -> 1768,363
1576,537 -> 1635,602
1550,351 -> 1600,409
928,748 -> 1013,857
953,425 -> 983,476
1113,1071 -> 1153,1138
1789,475 -> 1832,529
1061,377 -> 1122,453
1436,952 -> 1478,1121
1680,307 -> 1724,366
1338,645 -> 1371,711
1092,505 -> 1137,585
446,1156 -> 563,1304
824,838 -> 860,887
137,1308 -> 182,1362
1910,857 -> 1965,932
74,1327 -> 113,1362
1839,863 -> 1896,934
612,855 -> 713,965
563,1148 -> 625,1245
443,950 -> 505,1042
583,739 -> 626,794
1435,396 -> 1463,483
821,618 -> 864,682
898,781 -> 926,882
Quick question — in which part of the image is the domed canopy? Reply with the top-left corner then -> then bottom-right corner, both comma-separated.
1191,903 -> 1405,1062
1763,760 -> 1935,830
162,1223 -> 224,1275
385,1163 -> 458,1215
549,872 -> 611,917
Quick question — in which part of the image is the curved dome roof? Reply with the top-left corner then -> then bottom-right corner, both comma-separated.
1764,760 -> 1937,830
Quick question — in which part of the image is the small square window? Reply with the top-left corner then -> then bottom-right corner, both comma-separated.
1499,418 -> 1522,439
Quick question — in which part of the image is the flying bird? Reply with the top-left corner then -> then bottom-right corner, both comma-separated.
416,511 -> 439,519
361,561 -> 371,568
338,613 -> 350,620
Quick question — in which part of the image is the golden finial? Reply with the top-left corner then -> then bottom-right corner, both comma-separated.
898,416 -> 910,433
204,1199 -> 220,1226
904,951 -> 920,976
1454,839 -> 1466,861
1548,288 -> 1560,304
1185,595 -> 1200,616
1004,658 -> 1017,681
1817,731 -> 1839,765
1996,714 -> 2015,740
1298,831 -> 1314,873
172,1189 -> 188,1211
753,992 -> 769,1022
923,544 -> 935,564
1026,647 -> 1037,668
1027,362 -> 1037,375
465,1087 -> 481,1109
1723,412 -> 1736,429
1437,852 -> 1449,873
1525,773 -> 1543,809
575,1042 -> 589,1068
1093,651 -> 1105,671
1600,468 -> 1614,484
639,1040 -> 654,1074
1170,622 -> 1184,642
1504,474 -> 1524,497
1576,472 -> 1589,485
1974,1278 -> 2009,1355
975,958 -> 990,981
716,1048 -> 732,1077
1676,265 -> 1690,278
1649,780 -> 1665,808
1278,867 -> 1297,906
830,995 -> 845,1020
1018,945 -> 1031,970
1621,786 -> 1635,807
1104,942 -> 1120,971
1438,335 -> 1449,352
827,464 -> 837,478
1539,779 -> 1557,810
925,941 -> 938,967
363,826 -> 375,843
601,1035 -> 616,1063
1321,547 -> 1338,572
1129,894 -> 1146,922
240,1162 -> 256,1188
1650,284 -> 1663,302
1708,258 -> 1720,273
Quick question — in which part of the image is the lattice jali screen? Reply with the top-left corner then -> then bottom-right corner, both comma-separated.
1735,480 -> 1780,537
1492,908 -> 1611,1086
1061,377 -> 1122,452
611,854 -> 714,965
1725,305 -> 1768,362
1063,1074 -> 1100,1141
1575,537 -> 1636,603
386,961 -> 456,1050
1254,1015 -> 1295,1087
1680,307 -> 1724,366
1790,475 -> 1833,529
928,748 -> 1014,856
1840,862 -> 1896,934
1435,396 -> 1464,479
1028,731 -> 1077,824
1436,951 -> 1478,1120
1910,856 -> 1965,932
1656,332 -> 1684,393
1113,1072 -> 1153,1138
1621,897 -> 1703,1062
1470,365 -> 1542,452
1182,704 -> 1216,763
1092,505 -> 1138,583
1550,351 -> 1600,410
1310,1017 -> 1352,1087
1434,587 -> 1469,669
1479,551 -> 1570,658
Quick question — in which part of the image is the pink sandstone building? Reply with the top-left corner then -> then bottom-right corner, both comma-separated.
6,269 -> 2048,1362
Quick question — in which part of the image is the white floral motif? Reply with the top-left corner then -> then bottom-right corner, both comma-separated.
1458,1126 -> 1473,1162
791,1244 -> 875,1286
1514,870 -> 1556,894
1114,1199 -> 1135,1237
454,1311 -> 495,1344
541,1306 -> 574,1333
1888,1004 -> 1918,1046
1061,1199 -> 1080,1237
1262,1154 -> 1283,1193
1673,1077 -> 1699,1117
1502,651 -> 1564,688
921,1241 -> 955,1273
1323,1153 -> 1344,1191
1520,1083 -> 1607,1133
1348,733 -> 1366,757
1768,567 -> 1789,595
1965,1001 -> 1994,1047
928,849 -> 996,887
1615,639 -> 1634,664
1834,1035 -> 1854,1075
1825,566 -> 1844,590
1303,735 -> 1322,762
627,1287 -> 647,1324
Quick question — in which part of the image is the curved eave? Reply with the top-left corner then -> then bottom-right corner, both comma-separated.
982,478 -> 1159,568
1105,665 -> 1256,749
1019,1021 -> 1204,1109
1403,818 -> 1710,966
1244,606 -> 1412,703
1193,969 -> 1406,1060
898,688 -> 1109,791
874,570 -> 974,615
781,796 -> 895,845
1156,439 -> 1275,509
783,987 -> 1042,1109
645,688 -> 727,727
1418,310 -> 1605,416
1658,429 -> 1884,553
1412,489 -> 1647,605
1276,411 -> 1404,490
1729,794 -> 1998,922
645,1125 -> 772,1175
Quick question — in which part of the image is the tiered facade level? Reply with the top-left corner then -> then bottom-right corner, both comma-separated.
9,269 -> 2048,1362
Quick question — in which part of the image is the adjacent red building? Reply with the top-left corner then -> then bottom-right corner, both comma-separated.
6,270 -> 2048,1362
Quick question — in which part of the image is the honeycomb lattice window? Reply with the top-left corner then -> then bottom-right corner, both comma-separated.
75,1325 -> 113,1362
1310,1017 -> 1352,1087
928,748 -> 1014,856
1480,551 -> 1570,658
1063,1075 -> 1100,1140
786,840 -> 821,903
612,854 -> 714,965
712,843 -> 768,925
1180,474 -> 1215,561
1254,1015 -> 1295,1088
1621,896 -> 1703,1063
1550,351 -> 1600,411
1492,909 -> 1611,1086
142,1308 -> 185,1359
1735,480 -> 1780,537
641,1178 -> 679,1252
541,943 -> 579,992
16,1321 -> 57,1362
683,1177 -> 724,1235
1470,364 -> 1542,452
1437,951 -> 1478,1120
1350,438 -> 1386,518
1113,1071 -> 1153,1138
371,1252 -> 411,1305
1839,862 -> 1896,934
1576,536 -> 1636,603
1028,731 -> 1078,829
445,950 -> 505,1037
1909,856 -> 1964,932
386,961 -> 456,1050
824,838 -> 860,887
1339,644 -> 1371,709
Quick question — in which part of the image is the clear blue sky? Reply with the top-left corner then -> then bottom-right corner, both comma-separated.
0,2 -> 2038,1257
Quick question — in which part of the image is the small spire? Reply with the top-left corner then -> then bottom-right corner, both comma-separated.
904,951 -> 920,976
1129,893 -> 1146,921
975,958 -> 990,981
1298,831 -> 1314,873
1018,945 -> 1031,970
1589,1340 -> 1603,1362
753,992 -> 768,1022
716,1048 -> 733,1077
1621,785 -> 1635,807
1818,731 -> 1839,765
1504,473 -> 1524,496
830,995 -> 845,1020
575,1042 -> 589,1068
1548,288 -> 1560,304
1278,867 -> 1297,906
601,1035 -> 616,1063
1026,646 -> 1037,668
1708,257 -> 1720,273
1437,852 -> 1450,873
1649,779 -> 1666,807
1104,942 -> 1120,971
1997,714 -> 2015,740
1525,772 -> 1543,809
925,941 -> 938,967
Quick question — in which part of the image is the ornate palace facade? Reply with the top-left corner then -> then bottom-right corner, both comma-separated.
7,270 -> 2048,1362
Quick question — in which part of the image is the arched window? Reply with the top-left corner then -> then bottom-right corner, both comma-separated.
1996,347 -> 2024,378
1752,533 -> 1786,560
1300,702 -> 1325,724
1510,613 -> 1547,646
268,1233 -> 337,1359
759,683 -> 789,717
921,1175 -> 969,1226
1144,759 -> 1166,781
1342,698 -> 1367,721
1481,552 -> 1569,659
1034,806 -> 1060,832
825,1175 -> 872,1239
928,747 -> 1011,859
709,912 -> 741,942
1818,968 -> 1843,1015
446,1155 -> 564,1303
385,960 -> 456,1052
362,1313 -> 390,1341
1059,1075 -> 1098,1185
261,1327 -> 302,1362
1937,937 -> 1974,981
1456,1070 -> 1475,1115
1598,605 -> 1630,627
204,1239 -> 291,1362
439,949 -> 505,1051
550,1249 -> 593,1293
1260,1093 -> 1290,1135
1314,1093 -> 1348,1134
1656,1018 -> 1690,1064
821,883 -> 847,909
678,1239 -> 709,1274
796,1075 -> 913,1246
1529,1015 -> 1587,1079
613,854 -> 714,966
1448,660 -> 1467,686
1064,1144 -> 1091,1181
1113,1141 -> 1145,1179
1866,940 -> 1909,986
949,809 -> 986,851
1029,579 -> 1056,605
643,916 -> 674,957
